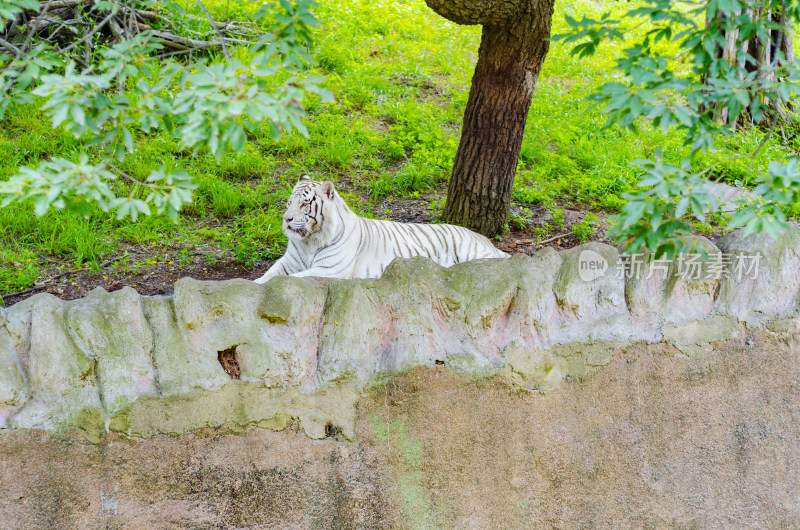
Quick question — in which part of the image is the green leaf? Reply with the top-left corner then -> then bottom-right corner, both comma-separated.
229,125 -> 246,152
71,104 -> 86,127
122,128 -> 134,153
52,105 -> 70,128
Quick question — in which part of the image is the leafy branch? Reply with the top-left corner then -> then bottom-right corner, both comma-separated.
0,0 -> 332,221
555,0 -> 800,257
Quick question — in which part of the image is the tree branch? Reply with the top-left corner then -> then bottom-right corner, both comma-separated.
59,9 -> 118,53
193,0 -> 229,61
23,0 -> 55,52
0,37 -> 23,57
424,0 -> 520,26
109,164 -> 175,191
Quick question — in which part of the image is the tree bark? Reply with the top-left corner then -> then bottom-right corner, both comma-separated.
426,0 -> 555,236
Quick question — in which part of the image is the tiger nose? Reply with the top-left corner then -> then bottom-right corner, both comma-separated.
284,215 -> 293,223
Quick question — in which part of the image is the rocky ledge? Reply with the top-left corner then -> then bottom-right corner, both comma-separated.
1,227 -> 798,441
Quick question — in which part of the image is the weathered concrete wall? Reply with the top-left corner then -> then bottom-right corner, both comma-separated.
1,331 -> 798,528
1,227 -> 798,441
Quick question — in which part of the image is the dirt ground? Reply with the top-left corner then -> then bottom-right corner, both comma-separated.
1,330 -> 797,528
1,199 -> 605,306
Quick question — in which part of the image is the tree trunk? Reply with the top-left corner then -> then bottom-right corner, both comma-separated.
426,0 -> 555,237
707,3 -> 795,125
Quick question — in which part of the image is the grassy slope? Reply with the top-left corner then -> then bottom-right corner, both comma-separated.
0,0 -> 796,295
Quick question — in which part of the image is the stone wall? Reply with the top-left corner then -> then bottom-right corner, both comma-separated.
1,227 -> 798,441
2,330 -> 799,527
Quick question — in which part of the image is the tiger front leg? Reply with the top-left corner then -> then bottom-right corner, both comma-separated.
253,250 -> 307,284
253,259 -> 288,284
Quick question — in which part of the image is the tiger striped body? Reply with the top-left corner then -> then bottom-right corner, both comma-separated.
254,176 -> 507,284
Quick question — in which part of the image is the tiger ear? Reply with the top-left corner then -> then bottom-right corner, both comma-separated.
322,180 -> 335,199
298,174 -> 311,183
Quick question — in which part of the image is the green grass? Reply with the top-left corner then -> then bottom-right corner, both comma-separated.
1,0 -> 798,296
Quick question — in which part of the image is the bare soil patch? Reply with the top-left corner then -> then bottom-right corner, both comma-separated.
1,248 -> 270,306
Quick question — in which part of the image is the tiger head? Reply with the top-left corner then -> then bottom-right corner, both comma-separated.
282,174 -> 340,241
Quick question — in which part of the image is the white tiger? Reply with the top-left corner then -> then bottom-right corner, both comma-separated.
254,175 -> 508,283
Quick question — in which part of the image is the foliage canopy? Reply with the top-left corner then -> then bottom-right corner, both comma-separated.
0,0 -> 331,221
556,0 -> 800,256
